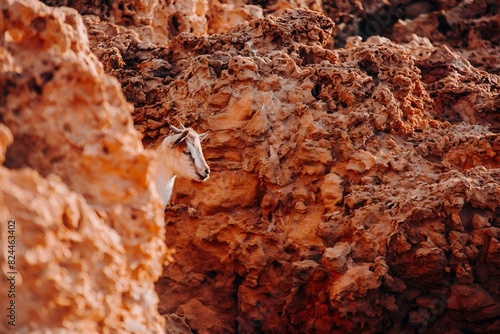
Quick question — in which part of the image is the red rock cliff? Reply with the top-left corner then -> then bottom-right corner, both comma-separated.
2,0 -> 500,333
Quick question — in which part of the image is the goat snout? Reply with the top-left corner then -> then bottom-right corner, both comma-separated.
196,168 -> 210,181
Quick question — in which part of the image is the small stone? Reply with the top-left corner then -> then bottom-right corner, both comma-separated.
295,201 -> 307,213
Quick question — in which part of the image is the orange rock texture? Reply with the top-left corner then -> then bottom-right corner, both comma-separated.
2,0 -> 500,333
0,0 -> 166,332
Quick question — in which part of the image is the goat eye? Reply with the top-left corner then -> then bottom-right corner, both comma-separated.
183,150 -> 190,156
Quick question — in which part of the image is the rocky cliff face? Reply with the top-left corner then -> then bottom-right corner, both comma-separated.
2,0 -> 499,333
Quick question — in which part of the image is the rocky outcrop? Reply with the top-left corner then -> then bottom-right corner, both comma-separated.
389,0 -> 500,75
156,31 -> 499,334
0,0 -> 165,332
3,0 -> 499,333
85,5 -> 500,333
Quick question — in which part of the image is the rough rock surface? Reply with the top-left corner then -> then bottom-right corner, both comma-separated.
5,0 -> 500,333
159,34 -> 499,334
0,0 -> 165,332
90,7 -> 498,334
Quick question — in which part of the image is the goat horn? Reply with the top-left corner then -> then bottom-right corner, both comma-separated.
169,124 -> 182,134
179,123 -> 186,130
199,130 -> 209,141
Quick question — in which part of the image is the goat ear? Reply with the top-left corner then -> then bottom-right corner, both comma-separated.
173,130 -> 189,147
199,131 -> 209,142
169,124 -> 182,134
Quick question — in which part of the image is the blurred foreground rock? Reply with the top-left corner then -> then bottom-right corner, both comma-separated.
0,0 -> 166,332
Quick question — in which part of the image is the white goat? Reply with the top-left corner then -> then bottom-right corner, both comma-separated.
155,124 -> 210,206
